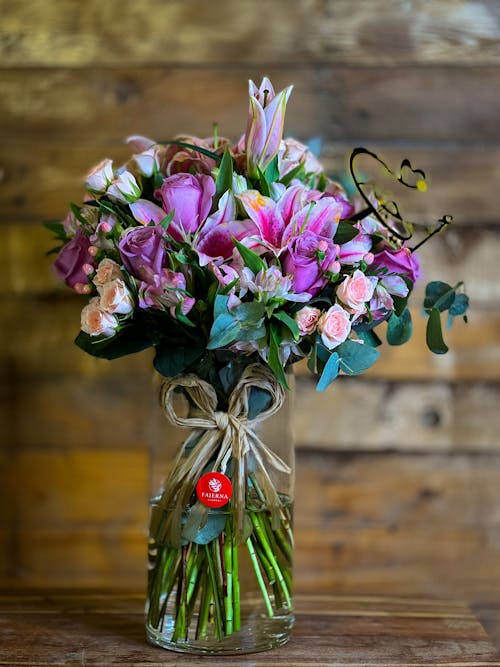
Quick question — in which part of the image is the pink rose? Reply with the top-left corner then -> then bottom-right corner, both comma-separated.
318,304 -> 351,350
295,306 -> 321,336
337,269 -> 378,313
99,279 -> 134,315
372,246 -> 421,283
93,258 -> 123,287
154,173 -> 215,239
54,230 -> 95,289
81,297 -> 118,337
282,231 -> 337,296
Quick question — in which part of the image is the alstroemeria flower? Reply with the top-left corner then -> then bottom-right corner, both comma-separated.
245,77 -> 293,178
240,265 -> 310,303
138,269 -> 195,318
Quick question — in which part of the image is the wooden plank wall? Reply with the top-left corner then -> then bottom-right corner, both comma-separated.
1,0 -> 499,645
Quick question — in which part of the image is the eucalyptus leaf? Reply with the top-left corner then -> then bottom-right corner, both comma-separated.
316,352 -> 340,392
248,387 -> 273,419
153,340 -> 205,377
182,504 -> 226,545
424,281 -> 455,313
426,307 -> 448,354
387,308 -> 413,346
75,325 -> 153,360
336,339 -> 380,375
357,329 -> 383,348
207,314 -> 240,349
449,293 -> 469,317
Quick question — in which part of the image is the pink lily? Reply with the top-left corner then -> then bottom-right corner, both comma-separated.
237,185 -> 343,253
245,77 -> 293,178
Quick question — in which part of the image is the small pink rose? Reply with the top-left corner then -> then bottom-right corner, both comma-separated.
81,297 -> 118,337
107,170 -> 141,203
337,269 -> 377,313
85,159 -> 114,194
318,304 -> 351,350
295,306 -> 321,336
93,258 -> 123,287
99,279 -> 134,315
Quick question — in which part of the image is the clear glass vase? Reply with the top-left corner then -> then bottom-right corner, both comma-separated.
145,364 -> 295,655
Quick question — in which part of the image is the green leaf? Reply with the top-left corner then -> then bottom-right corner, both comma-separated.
257,167 -> 271,197
237,323 -> 267,341
215,149 -> 234,199
316,352 -> 340,392
75,325 -> 153,360
164,140 -> 222,163
280,162 -> 305,186
182,505 -> 226,545
333,221 -> 358,245
232,238 -> 266,275
336,339 -> 380,375
207,313 -> 240,349
153,340 -> 205,377
426,307 -> 448,354
264,155 -> 279,183
307,338 -> 318,373
424,281 -> 455,313
272,311 -> 299,340
387,308 -> 413,346
268,323 -> 289,389
159,211 -> 175,231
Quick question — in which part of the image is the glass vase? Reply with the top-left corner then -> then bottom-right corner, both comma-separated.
145,363 -> 295,654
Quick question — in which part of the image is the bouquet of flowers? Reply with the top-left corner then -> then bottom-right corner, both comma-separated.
47,77 -> 468,653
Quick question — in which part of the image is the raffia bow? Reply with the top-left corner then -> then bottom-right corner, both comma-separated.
157,364 -> 290,545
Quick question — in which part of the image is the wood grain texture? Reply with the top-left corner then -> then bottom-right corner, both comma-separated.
0,592 -> 497,666
2,67 -> 500,144
2,0 -> 500,66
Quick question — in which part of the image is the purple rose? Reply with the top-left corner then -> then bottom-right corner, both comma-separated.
154,173 -> 216,240
372,247 -> 421,284
119,225 -> 166,282
282,231 -> 337,296
54,230 -> 94,289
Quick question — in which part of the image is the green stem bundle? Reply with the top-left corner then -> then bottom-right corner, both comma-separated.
147,500 -> 293,644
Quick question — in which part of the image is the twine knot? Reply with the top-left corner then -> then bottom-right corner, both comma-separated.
158,364 -> 290,545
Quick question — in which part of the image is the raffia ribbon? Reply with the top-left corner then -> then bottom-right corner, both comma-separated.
157,364 -> 290,545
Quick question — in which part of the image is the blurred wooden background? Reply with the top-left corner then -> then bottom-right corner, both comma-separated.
1,0 -> 499,647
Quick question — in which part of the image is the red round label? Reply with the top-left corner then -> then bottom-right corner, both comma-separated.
196,472 -> 232,508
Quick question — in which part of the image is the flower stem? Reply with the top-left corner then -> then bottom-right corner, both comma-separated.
223,524 -> 234,635
246,536 -> 274,617
232,539 -> 241,631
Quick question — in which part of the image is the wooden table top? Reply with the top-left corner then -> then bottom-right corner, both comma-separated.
0,591 -> 498,666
